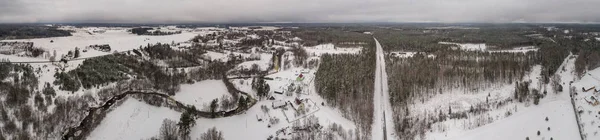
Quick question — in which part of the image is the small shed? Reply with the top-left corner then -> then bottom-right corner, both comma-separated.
272,100 -> 287,109
274,90 -> 284,95
583,86 -> 596,92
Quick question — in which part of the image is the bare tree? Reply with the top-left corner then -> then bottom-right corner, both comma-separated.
200,127 -> 224,140
159,119 -> 179,140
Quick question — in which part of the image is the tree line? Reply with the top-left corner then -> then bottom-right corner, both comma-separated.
0,25 -> 72,40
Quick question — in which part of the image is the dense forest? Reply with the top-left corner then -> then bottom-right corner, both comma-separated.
290,27 -> 373,47
0,25 -> 72,40
385,50 -> 541,139
372,27 -> 535,52
572,39 -> 600,78
314,43 -> 376,139
295,27 -> 376,139
129,27 -> 181,36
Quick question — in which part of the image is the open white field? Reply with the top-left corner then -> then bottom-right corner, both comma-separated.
304,43 -> 362,56
431,100 -> 579,140
173,80 -> 231,110
87,98 -> 182,140
439,42 -> 537,53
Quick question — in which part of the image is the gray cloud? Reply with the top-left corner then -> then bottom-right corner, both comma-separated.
0,0 -> 599,23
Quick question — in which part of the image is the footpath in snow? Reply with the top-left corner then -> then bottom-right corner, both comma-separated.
372,37 -> 396,140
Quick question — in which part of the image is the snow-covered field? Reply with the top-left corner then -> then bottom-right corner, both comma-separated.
304,43 -> 362,56
433,100 -> 579,140
439,42 -> 488,51
390,51 -> 417,58
204,51 -> 229,62
0,27 -> 206,59
439,42 -> 539,54
389,51 -> 436,58
425,55 -> 581,140
173,80 -> 231,110
87,98 -> 181,140
230,26 -> 282,31
489,46 -> 538,53
235,53 -> 273,71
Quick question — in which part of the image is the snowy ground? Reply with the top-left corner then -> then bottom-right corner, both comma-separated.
304,43 -> 362,56
411,65 -> 543,116
434,100 -> 579,140
204,50 -> 258,63
234,53 -> 273,71
572,61 -> 600,140
389,51 -> 436,58
204,51 -> 229,62
390,51 -> 417,58
231,78 -> 255,97
172,80 -> 231,110
488,46 -> 538,53
439,42 -> 488,51
439,42 -> 538,53
87,98 -> 181,140
230,26 -> 282,31
425,55 -> 581,140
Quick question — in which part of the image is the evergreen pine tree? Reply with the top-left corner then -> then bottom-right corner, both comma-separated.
178,105 -> 196,140
74,47 -> 80,58
238,96 -> 247,109
210,99 -> 219,117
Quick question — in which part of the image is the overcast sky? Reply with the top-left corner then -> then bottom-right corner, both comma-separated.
1,0 -> 599,23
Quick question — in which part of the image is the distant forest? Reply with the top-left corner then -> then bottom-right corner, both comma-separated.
289,27 -> 373,47
0,25 -> 72,40
129,27 -> 181,36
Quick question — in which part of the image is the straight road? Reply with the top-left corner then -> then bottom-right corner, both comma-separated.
372,37 -> 396,140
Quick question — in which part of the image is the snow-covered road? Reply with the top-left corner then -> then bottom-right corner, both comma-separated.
372,37 -> 396,140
